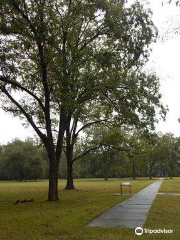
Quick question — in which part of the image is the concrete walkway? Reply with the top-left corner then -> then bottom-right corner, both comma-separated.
88,179 -> 163,228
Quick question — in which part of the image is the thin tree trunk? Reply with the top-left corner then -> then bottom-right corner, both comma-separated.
149,167 -> 152,180
104,169 -> 108,180
132,158 -> 136,180
170,167 -> 173,179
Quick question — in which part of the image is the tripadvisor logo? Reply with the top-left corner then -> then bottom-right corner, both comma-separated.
135,227 -> 174,235
135,227 -> 143,235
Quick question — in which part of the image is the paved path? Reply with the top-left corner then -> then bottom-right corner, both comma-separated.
88,179 -> 163,228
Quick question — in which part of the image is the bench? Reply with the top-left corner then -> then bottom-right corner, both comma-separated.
120,182 -> 131,194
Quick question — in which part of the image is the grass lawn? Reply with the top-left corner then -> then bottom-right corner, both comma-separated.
0,178 -> 179,240
142,178 -> 180,240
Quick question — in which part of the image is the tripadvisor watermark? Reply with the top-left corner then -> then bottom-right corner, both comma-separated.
135,227 -> 173,235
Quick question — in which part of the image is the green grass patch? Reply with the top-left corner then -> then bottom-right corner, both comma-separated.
141,178 -> 180,240
1,178 -> 179,240
0,178 -> 153,240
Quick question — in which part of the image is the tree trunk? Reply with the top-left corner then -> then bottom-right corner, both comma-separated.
64,115 -> 76,190
170,167 -> 173,179
104,169 -> 108,180
65,158 -> 75,189
48,153 -> 59,201
132,158 -> 136,180
149,167 -> 152,180
65,144 -> 75,189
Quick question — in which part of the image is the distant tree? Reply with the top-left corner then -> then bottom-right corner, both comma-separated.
132,132 -> 180,179
76,146 -> 123,179
0,139 -> 44,181
159,134 -> 180,179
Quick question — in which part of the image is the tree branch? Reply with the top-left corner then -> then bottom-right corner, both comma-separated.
103,144 -> 129,154
11,0 -> 38,37
75,119 -> 109,138
0,76 -> 45,112
72,145 -> 101,163
55,107 -> 66,161
0,85 -> 47,145
79,27 -> 107,51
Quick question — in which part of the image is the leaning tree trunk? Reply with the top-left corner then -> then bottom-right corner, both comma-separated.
48,153 -> 59,201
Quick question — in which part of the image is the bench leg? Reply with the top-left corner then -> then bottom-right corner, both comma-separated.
121,185 -> 122,194
130,185 -> 131,194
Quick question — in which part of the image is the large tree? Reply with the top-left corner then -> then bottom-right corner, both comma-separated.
62,1 -> 167,189
0,0 -> 165,199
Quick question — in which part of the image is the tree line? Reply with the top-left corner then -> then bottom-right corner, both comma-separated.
0,130 -> 179,184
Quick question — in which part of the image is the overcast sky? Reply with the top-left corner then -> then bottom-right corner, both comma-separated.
0,0 -> 180,144
147,0 -> 180,136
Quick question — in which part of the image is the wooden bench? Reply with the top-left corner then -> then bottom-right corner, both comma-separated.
120,182 -> 131,194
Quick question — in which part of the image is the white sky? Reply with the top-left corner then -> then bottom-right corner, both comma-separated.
0,0 -> 180,144
147,0 -> 180,136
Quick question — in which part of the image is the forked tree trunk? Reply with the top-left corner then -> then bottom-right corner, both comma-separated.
46,108 -> 66,201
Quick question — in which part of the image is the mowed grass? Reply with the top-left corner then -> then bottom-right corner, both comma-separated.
141,178 -> 180,240
0,178 -> 180,240
0,178 -> 154,240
